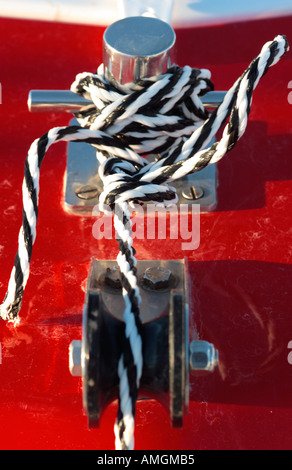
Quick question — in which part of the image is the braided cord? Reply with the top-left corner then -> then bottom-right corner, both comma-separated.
0,35 -> 289,449
113,202 -> 142,450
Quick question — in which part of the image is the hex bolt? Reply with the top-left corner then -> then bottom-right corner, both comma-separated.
182,185 -> 204,200
69,340 -> 82,377
75,184 -> 99,200
142,266 -> 174,291
189,340 -> 219,375
104,265 -> 122,290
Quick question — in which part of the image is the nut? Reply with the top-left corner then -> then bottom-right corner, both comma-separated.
104,266 -> 122,290
189,340 -> 219,375
142,266 -> 173,291
69,340 -> 82,377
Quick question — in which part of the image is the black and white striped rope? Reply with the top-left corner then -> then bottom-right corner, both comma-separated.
0,34 -> 289,449
113,201 -> 143,450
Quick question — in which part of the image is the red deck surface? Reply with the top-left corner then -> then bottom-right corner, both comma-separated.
0,14 -> 291,450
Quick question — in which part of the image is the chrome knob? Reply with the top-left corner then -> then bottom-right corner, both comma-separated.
103,16 -> 176,85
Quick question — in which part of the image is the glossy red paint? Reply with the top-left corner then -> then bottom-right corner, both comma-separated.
0,14 -> 291,450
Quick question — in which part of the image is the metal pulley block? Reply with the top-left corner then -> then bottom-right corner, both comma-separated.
27,16 -> 225,215
69,258 -> 219,428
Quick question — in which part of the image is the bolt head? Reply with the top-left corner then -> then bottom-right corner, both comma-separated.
104,265 -> 122,290
142,266 -> 173,291
69,340 -> 82,377
189,340 -> 219,376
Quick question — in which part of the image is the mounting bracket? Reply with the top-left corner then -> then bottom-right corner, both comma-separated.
69,258 -> 219,428
63,120 -> 218,215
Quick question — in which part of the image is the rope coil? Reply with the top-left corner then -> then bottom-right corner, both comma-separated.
0,34 -> 289,450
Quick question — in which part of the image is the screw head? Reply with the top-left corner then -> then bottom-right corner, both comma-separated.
75,184 -> 99,200
189,340 -> 219,375
182,186 -> 204,200
142,266 -> 174,291
69,340 -> 82,377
